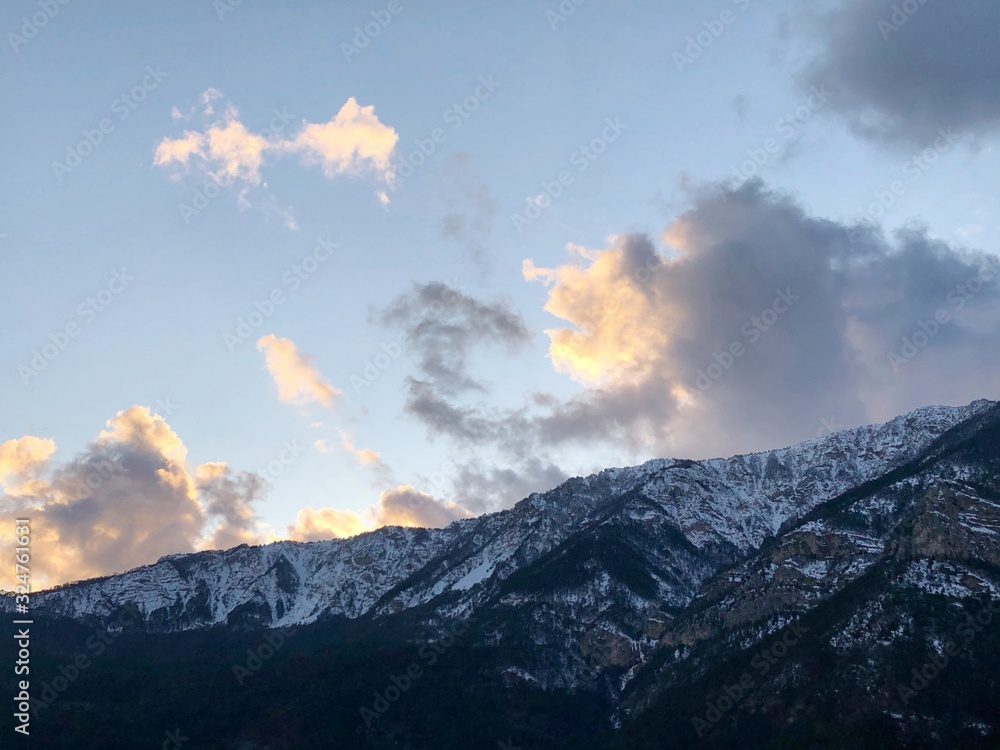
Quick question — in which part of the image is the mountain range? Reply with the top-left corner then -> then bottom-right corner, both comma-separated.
4,397 -> 1000,749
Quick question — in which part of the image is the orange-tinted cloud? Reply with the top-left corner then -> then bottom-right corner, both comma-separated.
0,436 -> 56,494
282,97 -> 398,184
373,485 -> 471,528
285,485 -> 471,542
0,407 -> 266,588
339,430 -> 381,465
154,91 -> 397,193
524,237 -> 673,386
256,334 -> 341,407
154,99 -> 270,186
286,507 -> 369,542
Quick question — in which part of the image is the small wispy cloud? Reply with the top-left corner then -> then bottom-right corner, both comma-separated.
338,430 -> 381,465
256,334 -> 341,408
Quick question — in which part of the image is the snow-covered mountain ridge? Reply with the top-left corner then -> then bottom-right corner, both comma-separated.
6,399 -> 994,635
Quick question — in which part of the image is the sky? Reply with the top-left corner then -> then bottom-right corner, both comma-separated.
2,0 -> 999,587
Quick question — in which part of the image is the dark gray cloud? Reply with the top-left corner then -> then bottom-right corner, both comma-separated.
403,379 -> 502,443
527,180 -> 1000,456
382,182 -> 1000,479
378,281 -> 532,397
799,0 -> 1000,147
375,282 -> 565,509
197,465 -> 266,550
449,456 -> 567,515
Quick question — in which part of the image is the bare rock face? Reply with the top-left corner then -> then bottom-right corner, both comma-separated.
643,618 -> 669,640
904,485 -> 1000,566
581,627 -> 641,670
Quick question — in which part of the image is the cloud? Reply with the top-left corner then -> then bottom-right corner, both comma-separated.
372,283 -> 569,512
378,282 -> 532,397
200,87 -> 224,113
154,101 -> 271,186
200,114 -> 270,185
256,334 -> 341,407
336,428 -> 395,485
153,130 -> 207,171
286,485 -> 471,542
525,235 -> 671,386
797,0 -> 1000,147
372,485 -> 470,528
377,180 -> 1000,479
286,507 -> 369,542
522,180 -> 1000,456
196,462 -> 265,550
732,94 -> 749,123
153,91 -> 398,196
0,407 -> 268,587
448,456 -> 566,517
281,97 -> 398,183
438,152 -> 496,272
338,431 -> 381,465
349,179 -> 999,523
522,258 -> 557,284
0,436 -> 56,495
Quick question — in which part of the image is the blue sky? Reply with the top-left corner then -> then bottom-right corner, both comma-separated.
3,0 -> 999,584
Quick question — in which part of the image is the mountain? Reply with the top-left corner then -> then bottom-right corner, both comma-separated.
3,398 -> 999,749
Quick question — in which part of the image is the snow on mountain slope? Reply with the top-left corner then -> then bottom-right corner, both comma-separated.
5,399 -> 994,634
24,527 -> 457,631
382,401 -> 996,621
623,404 -> 1000,714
